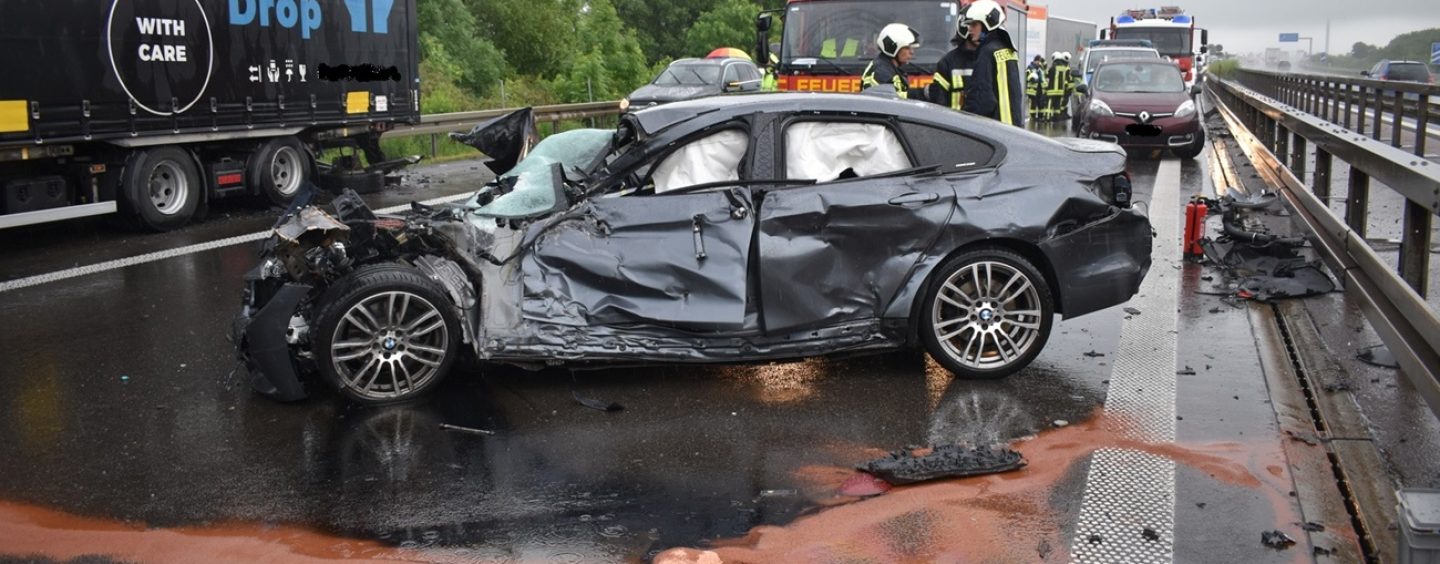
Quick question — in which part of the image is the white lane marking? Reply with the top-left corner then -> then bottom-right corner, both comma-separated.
0,192 -> 477,294
1070,158 -> 1182,563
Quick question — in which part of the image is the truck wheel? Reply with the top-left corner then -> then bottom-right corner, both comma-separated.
250,137 -> 312,206
124,146 -> 200,232
312,264 -> 461,405
919,248 -> 1054,379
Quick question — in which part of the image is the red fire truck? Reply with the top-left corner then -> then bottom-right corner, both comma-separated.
756,0 -> 1030,94
1101,7 -> 1209,84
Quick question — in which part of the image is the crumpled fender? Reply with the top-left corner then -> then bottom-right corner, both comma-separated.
234,283 -> 312,402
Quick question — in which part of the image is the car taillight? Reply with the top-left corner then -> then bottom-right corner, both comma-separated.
1380,75 -> 1388,80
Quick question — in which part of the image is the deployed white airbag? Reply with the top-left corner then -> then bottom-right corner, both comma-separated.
785,122 -> 911,181
652,129 -> 749,193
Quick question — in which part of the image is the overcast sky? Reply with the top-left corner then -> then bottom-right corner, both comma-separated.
1045,0 -> 1440,56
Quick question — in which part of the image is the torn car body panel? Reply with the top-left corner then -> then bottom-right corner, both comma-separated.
234,94 -> 1153,401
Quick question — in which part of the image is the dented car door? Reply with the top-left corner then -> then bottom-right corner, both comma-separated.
520,188 -> 756,330
757,175 -> 956,334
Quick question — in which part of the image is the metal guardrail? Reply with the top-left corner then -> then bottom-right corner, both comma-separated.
1206,75 -> 1440,420
1224,68 -> 1439,297
382,101 -> 624,155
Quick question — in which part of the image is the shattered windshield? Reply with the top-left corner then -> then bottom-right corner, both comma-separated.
471,128 -> 613,218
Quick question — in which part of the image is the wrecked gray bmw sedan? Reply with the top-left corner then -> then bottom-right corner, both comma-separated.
234,93 -> 1152,405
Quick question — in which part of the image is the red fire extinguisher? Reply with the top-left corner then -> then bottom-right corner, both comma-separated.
1183,198 -> 1208,257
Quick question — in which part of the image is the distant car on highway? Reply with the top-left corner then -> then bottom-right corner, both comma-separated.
234,94 -> 1152,405
622,57 -> 763,111
1071,46 -> 1163,129
1362,60 -> 1435,84
1076,59 -> 1204,159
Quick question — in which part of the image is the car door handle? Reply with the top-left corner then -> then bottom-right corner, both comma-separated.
888,192 -> 940,206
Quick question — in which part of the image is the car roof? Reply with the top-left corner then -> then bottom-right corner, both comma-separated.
629,92 -> 995,137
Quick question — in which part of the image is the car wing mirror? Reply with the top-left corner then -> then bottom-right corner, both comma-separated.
1190,83 -> 1202,95
1360,70 -> 1370,77
1075,83 -> 1089,94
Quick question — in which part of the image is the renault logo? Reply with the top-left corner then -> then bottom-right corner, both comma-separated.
1138,110 -> 1152,123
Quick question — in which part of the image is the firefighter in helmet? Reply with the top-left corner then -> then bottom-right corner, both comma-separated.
1025,54 -> 1048,123
1043,51 -> 1069,121
926,4 -> 977,110
960,0 -> 1022,125
861,23 -> 920,99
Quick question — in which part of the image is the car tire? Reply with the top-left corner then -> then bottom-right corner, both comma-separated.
123,146 -> 201,232
1173,131 -> 1205,160
919,248 -> 1055,379
250,136 -> 312,206
312,263 -> 461,405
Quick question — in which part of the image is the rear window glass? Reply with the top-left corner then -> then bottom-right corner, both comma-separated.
1388,63 -> 1432,81
900,123 -> 996,170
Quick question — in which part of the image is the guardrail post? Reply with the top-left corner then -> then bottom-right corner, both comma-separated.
1357,85 -> 1368,133
1372,88 -> 1384,139
1276,124 -> 1290,168
1327,81 -> 1339,123
1417,94 -> 1430,157
1314,148 -> 1332,201
429,133 -> 438,158
1347,167 -> 1370,237
1392,90 -> 1405,148
1400,201 -> 1433,297
1293,135 -> 1307,181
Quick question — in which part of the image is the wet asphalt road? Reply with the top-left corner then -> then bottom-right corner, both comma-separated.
0,124 -> 1397,562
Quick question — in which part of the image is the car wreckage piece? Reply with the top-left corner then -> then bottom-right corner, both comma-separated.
859,444 -> 1026,485
234,94 -> 1153,404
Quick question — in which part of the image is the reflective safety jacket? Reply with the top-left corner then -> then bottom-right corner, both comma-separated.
928,46 -> 976,110
962,31 -> 1023,126
1046,62 -> 1072,97
861,55 -> 911,99
1025,62 -> 1047,96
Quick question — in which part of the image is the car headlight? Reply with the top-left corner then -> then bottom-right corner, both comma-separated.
1174,99 -> 1196,118
1089,99 -> 1114,117
619,98 -> 631,112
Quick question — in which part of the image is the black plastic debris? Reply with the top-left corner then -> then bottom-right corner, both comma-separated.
858,444 -> 1025,485
1142,528 -> 1160,542
1192,194 -> 1336,302
1301,522 -> 1326,532
1124,307 -> 1142,316
573,390 -> 624,412
1261,530 -> 1296,549
1084,350 -> 1106,358
1087,534 -> 1104,545
449,108 -> 539,177
1356,345 -> 1400,369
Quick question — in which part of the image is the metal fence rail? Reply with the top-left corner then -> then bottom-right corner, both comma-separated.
382,101 -> 624,156
1207,75 -> 1440,420
1222,69 -> 1440,297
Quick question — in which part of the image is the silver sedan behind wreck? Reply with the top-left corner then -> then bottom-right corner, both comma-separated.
233,93 -> 1152,404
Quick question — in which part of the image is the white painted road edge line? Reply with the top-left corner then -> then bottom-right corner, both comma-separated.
0,192 -> 477,294
1070,159 -> 1182,563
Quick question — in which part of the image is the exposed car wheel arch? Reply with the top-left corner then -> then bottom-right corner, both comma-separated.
905,238 -> 1064,347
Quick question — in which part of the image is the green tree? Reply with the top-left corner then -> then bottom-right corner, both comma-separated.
1350,41 -> 1377,58
615,0 -> 723,63
417,0 -> 506,97
553,0 -> 652,102
470,0 -> 581,78
684,0 -> 764,59
1378,28 -> 1440,62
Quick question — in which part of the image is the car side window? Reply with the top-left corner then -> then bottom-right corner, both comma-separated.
783,121 -> 913,182
649,129 -> 750,194
900,123 -> 996,170
722,64 -> 741,86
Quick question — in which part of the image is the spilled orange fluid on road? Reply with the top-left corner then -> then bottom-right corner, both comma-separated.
0,501 -> 446,563
657,411 -> 1300,564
